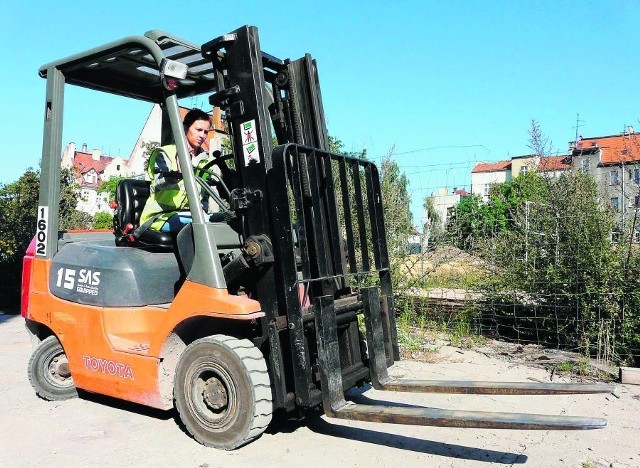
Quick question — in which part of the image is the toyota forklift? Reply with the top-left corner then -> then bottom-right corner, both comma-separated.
23,25 -> 615,450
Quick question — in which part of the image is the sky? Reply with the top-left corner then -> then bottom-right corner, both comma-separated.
1,0 -> 639,225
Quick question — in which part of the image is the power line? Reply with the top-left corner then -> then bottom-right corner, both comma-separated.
368,144 -> 492,161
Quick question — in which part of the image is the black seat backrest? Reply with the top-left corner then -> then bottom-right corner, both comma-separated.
116,179 -> 150,229
114,179 -> 174,249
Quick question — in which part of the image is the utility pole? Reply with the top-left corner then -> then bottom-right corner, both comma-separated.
525,201 -> 530,262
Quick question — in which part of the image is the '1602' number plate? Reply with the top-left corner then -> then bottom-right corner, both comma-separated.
36,206 -> 48,256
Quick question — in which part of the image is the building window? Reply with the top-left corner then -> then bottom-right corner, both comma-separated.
611,197 -> 620,211
634,168 -> 640,184
521,165 -> 528,175
635,230 -> 640,243
483,184 -> 490,197
116,164 -> 121,171
635,195 -> 640,208
610,170 -> 619,185
581,158 -> 590,172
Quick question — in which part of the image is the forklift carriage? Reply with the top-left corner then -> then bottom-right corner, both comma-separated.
23,25 -> 615,450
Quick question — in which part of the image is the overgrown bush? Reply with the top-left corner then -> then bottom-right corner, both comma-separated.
445,170 -> 640,364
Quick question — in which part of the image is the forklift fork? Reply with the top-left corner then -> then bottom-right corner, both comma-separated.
314,287 -> 615,431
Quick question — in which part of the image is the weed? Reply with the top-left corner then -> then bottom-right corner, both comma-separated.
555,361 -> 574,373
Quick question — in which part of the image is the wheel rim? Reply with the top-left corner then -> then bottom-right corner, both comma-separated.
188,361 -> 238,430
44,350 -> 73,389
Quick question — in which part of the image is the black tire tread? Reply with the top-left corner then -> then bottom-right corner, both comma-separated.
27,335 -> 77,401
174,334 -> 273,449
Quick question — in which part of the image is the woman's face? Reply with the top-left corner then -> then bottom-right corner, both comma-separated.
185,118 -> 211,152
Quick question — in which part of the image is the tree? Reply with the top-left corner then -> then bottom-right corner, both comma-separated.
0,169 -> 40,264
329,135 -> 367,159
483,170 -> 628,357
141,140 -> 160,172
0,167 -> 89,308
97,176 -> 126,203
329,137 -> 410,253
58,168 -> 92,231
379,148 -> 413,256
422,194 -> 442,249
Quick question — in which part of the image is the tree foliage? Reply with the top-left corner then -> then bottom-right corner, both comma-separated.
422,194 -> 443,249
445,171 -> 549,251
97,176 -> 125,202
59,168 -> 92,231
0,167 -> 90,308
329,138 -> 411,254
379,151 -> 413,255
141,140 -> 160,172
0,169 -> 40,264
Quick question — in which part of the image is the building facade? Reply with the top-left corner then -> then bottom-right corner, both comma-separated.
471,160 -> 512,202
427,187 -> 470,229
571,131 -> 640,232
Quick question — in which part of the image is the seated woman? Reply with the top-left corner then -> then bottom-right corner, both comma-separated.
140,109 -> 212,232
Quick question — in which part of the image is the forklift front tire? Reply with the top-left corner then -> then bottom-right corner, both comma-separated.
28,335 -> 78,401
173,335 -> 273,450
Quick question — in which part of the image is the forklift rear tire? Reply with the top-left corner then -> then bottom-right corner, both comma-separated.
174,335 -> 273,450
28,335 -> 78,401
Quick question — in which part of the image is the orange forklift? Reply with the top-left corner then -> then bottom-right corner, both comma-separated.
23,25 -> 615,450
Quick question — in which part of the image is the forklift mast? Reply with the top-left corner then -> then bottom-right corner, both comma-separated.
201,26 -> 398,409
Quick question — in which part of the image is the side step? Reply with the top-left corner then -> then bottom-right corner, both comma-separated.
313,289 -> 613,432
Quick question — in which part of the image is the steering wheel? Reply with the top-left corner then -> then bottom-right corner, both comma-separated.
199,151 -> 235,176
196,152 -> 237,198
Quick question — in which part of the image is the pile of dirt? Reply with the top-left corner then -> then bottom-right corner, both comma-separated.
394,245 -> 488,282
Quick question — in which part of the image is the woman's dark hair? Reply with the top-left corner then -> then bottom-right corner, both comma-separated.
183,108 -> 211,131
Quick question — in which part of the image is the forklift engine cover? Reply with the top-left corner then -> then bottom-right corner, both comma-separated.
49,242 -> 181,306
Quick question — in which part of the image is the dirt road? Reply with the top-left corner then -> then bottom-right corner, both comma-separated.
1,311 -> 638,467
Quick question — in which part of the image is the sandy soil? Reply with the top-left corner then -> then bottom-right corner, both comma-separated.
1,312 -> 638,468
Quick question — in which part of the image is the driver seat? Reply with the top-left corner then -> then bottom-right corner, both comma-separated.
113,179 -> 175,250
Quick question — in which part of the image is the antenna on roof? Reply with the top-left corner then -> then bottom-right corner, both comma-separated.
573,113 -> 585,144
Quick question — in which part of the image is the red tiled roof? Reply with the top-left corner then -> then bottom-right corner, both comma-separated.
454,188 -> 469,196
73,151 -> 109,175
538,155 -> 571,172
573,133 -> 640,166
472,160 -> 511,173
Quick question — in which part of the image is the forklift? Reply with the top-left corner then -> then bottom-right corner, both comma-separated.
23,25 -> 615,450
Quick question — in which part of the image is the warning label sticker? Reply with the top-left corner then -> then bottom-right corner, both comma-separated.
241,120 -> 261,166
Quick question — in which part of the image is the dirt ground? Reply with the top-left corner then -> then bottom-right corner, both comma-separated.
1,311 -> 638,468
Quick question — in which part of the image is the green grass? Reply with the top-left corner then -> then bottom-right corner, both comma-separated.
396,299 -> 486,354
555,361 -> 575,373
